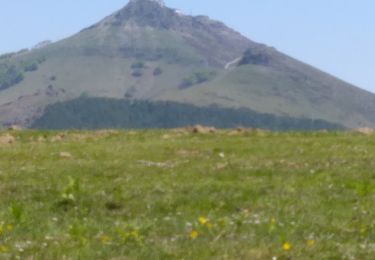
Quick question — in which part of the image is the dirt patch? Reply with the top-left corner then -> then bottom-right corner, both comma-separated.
50,134 -> 66,142
182,125 -> 217,134
37,136 -> 46,143
176,149 -> 201,157
0,134 -> 16,145
227,127 -> 249,136
354,127 -> 374,135
171,125 -> 217,134
94,130 -> 120,137
193,125 -> 216,134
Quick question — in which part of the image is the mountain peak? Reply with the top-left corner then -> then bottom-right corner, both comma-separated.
99,0 -> 173,28
130,0 -> 165,6
86,0 -> 255,66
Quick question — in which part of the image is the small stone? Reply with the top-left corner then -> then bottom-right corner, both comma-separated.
7,125 -> 23,131
59,152 -> 72,159
216,163 -> 228,170
191,125 -> 216,134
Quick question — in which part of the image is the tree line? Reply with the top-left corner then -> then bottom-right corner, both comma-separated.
32,97 -> 343,131
0,56 -> 45,90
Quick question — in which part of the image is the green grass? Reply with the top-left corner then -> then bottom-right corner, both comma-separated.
0,130 -> 374,259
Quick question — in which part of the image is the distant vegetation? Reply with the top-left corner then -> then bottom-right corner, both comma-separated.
0,64 -> 24,90
131,61 -> 145,69
131,69 -> 143,78
131,61 -> 145,77
239,47 -> 272,66
153,67 -> 163,76
180,70 -> 217,89
130,62 -> 163,78
32,97 -> 343,130
0,55 -> 46,90
21,61 -> 39,72
0,52 -> 16,60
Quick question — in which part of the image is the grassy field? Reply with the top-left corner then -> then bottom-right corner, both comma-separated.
0,129 -> 374,259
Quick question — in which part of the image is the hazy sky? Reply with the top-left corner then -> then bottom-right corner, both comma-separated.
1,0 -> 374,92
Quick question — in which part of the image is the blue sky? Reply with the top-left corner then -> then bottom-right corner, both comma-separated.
1,0 -> 374,92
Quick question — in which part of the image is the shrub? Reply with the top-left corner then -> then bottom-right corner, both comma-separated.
132,69 -> 143,77
239,47 -> 272,66
22,61 -> 38,72
195,71 -> 215,83
0,64 -> 24,90
0,55 -> 45,90
0,52 -> 15,60
180,76 -> 196,88
153,67 -> 163,76
37,56 -> 46,64
180,70 -> 216,89
131,61 -> 145,69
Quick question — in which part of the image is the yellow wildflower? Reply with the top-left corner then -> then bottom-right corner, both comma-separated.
198,216 -> 208,225
206,222 -> 213,229
100,235 -> 110,244
190,230 -> 199,239
0,245 -> 8,253
307,239 -> 315,247
130,230 -> 140,239
283,242 -> 292,251
6,225 -> 13,232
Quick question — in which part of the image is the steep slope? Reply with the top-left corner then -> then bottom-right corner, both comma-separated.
160,46 -> 375,127
0,0 -> 374,128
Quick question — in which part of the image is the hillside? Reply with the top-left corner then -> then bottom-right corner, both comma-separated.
0,0 -> 375,128
0,129 -> 374,258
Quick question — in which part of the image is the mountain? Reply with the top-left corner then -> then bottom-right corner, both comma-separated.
0,0 -> 374,129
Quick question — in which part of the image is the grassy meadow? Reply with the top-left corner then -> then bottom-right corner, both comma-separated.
0,129 -> 374,259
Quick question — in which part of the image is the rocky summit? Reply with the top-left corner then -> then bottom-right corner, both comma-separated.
1,0 -> 375,129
